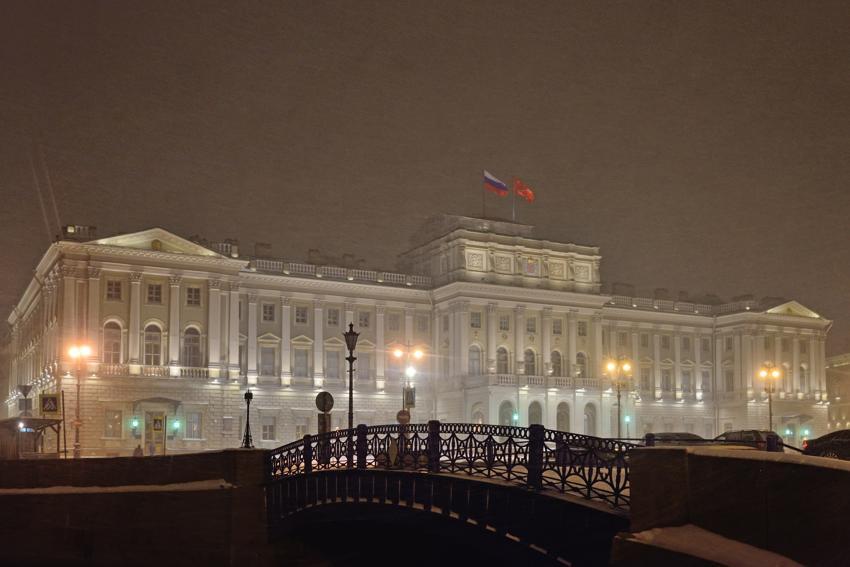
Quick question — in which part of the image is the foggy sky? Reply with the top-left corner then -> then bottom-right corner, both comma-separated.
1,1 -> 849,352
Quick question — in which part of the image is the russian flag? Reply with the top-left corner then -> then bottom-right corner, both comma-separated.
483,170 -> 509,196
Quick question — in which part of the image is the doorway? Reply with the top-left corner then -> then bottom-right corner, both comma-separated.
145,411 -> 165,455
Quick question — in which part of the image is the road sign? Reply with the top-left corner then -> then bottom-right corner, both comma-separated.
39,393 -> 60,417
396,409 -> 410,424
315,391 -> 334,413
403,386 -> 416,408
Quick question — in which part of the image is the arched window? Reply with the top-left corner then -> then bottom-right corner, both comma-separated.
551,351 -> 562,377
496,347 -> 509,374
471,402 -> 485,425
183,328 -> 202,367
576,352 -> 588,378
524,349 -> 536,376
528,401 -> 543,425
556,402 -> 570,431
583,403 -> 597,436
143,325 -> 162,366
498,400 -> 516,426
103,322 -> 122,363
468,345 -> 482,375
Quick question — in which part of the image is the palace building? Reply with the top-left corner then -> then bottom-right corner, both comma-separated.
4,215 -> 830,456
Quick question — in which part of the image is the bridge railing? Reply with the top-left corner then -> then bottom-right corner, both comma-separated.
268,421 -> 638,509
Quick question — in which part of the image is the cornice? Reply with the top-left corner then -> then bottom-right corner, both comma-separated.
56,241 -> 249,271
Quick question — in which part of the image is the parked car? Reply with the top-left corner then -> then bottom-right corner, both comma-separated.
645,432 -> 705,446
802,430 -> 850,460
713,430 -> 783,452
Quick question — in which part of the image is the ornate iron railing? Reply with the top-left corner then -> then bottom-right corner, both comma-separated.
267,421 -> 637,509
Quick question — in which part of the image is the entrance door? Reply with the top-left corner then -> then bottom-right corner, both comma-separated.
145,412 -> 166,455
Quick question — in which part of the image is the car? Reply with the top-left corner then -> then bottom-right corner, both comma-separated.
802,429 -> 850,460
713,430 -> 783,452
645,432 -> 705,446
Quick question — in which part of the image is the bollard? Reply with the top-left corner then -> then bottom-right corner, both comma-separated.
427,420 -> 441,473
303,434 -> 313,474
356,424 -> 368,469
527,424 -> 544,490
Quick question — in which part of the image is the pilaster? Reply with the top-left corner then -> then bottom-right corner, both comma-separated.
246,292 -> 258,384
280,297 -> 291,385
168,275 -> 181,376
128,272 -> 142,373
207,280 -> 222,377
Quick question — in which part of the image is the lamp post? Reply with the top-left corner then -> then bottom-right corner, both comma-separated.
241,390 -> 254,448
68,344 -> 92,459
759,363 -> 782,431
605,357 -> 633,439
393,344 -> 424,412
343,323 -> 360,432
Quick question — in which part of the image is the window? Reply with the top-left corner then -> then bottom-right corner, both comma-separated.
662,369 -> 672,391
103,322 -> 122,363
524,349 -> 536,375
468,345 -> 482,375
104,410 -> 122,438
551,351 -> 562,377
186,412 -> 202,439
416,315 -> 429,332
701,370 -> 711,392
702,338 -> 711,353
295,419 -> 308,440
575,352 -> 587,377
682,370 -> 692,393
682,337 -> 691,351
260,347 -> 275,376
496,347 -> 509,374
326,351 -> 340,379
106,280 -> 122,301
295,306 -> 308,324
470,312 -> 482,329
725,337 -> 733,351
327,308 -> 340,326
143,325 -> 162,366
186,286 -> 201,306
526,318 -> 536,333
661,335 -> 670,349
182,328 -> 202,367
640,334 -> 649,348
358,311 -> 370,328
294,349 -> 309,376
147,284 -> 162,304
222,416 -> 234,433
261,416 -> 276,441
640,367 -> 651,391
578,321 -> 590,337
388,313 -> 400,331
262,303 -> 275,322
617,332 -> 627,347
552,319 -> 563,335
725,370 -> 734,391
499,315 -> 510,331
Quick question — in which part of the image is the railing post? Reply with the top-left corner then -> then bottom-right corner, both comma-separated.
528,424 -> 544,490
427,420 -> 441,473
302,434 -> 313,475
356,423 -> 368,469
645,433 -> 655,447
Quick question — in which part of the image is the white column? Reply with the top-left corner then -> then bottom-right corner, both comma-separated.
819,337 -> 827,398
433,309 -> 442,380
279,297 -> 291,385
128,272 -> 141,371
631,330 -> 640,387
542,308 -> 552,376
515,306 -> 525,374
404,306 -> 414,345
733,333 -> 742,394
86,267 -> 100,363
313,300 -> 324,386
653,333 -> 661,399
592,314 -> 603,380
486,304 -> 497,373
227,285 -> 240,378
207,280 -> 221,377
742,333 -> 753,400
168,275 -> 181,375
792,336 -> 800,395
674,333 -> 682,400
694,332 -> 702,399
715,336 -> 724,395
459,302 -> 470,375
447,307 -> 455,377
376,306 -> 386,390
809,337 -> 818,397
246,293 -> 258,383
567,311 -> 577,377
61,265 -> 77,369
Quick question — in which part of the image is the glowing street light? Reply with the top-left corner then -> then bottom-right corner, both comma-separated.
759,363 -> 783,432
393,344 -> 424,414
605,357 -> 633,439
68,343 -> 92,459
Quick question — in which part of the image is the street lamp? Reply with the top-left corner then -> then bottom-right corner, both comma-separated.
605,357 -> 633,439
68,344 -> 92,459
393,344 -> 423,412
759,363 -> 782,431
241,390 -> 254,448
343,323 -> 360,432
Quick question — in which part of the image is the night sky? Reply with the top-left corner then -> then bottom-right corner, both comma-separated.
1,2 -> 848,352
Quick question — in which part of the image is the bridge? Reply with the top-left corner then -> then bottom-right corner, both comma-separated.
267,422 -> 637,565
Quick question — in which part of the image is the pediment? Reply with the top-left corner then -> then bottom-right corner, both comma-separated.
291,334 -> 314,345
765,301 -> 821,319
258,332 -> 281,342
89,228 -> 226,258
324,337 -> 346,346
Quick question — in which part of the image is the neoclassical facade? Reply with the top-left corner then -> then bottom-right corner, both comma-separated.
5,215 -> 831,455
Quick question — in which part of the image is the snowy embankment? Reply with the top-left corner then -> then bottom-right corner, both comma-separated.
0,478 -> 233,495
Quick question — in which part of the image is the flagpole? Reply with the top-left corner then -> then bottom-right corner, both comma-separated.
511,178 -> 517,222
482,181 -> 486,219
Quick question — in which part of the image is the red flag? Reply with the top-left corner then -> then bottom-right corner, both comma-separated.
513,178 -> 536,203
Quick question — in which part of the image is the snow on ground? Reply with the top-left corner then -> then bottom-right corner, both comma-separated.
630,524 -> 802,567
680,445 -> 850,472
0,478 -> 233,495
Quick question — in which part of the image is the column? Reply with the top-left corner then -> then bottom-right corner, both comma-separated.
714,336 -> 723,394
792,336 -> 800,395
542,308 -> 552,376
128,272 -> 141,371
819,337 -> 827,399
227,285 -> 240,379
631,330 -> 639,370
774,334 -> 784,394
312,299 -> 324,385
168,275 -> 181,375
733,333 -> 742,395
592,314 -> 603,380
246,292 -> 258,383
433,310 -> 442,381
486,303 -> 497,374
567,310 -> 578,377
694,332 -> 702,399
459,303 -> 470,375
376,305 -> 385,389
515,306 -> 525,374
742,333 -> 753,400
447,306 -> 455,376
207,280 -> 221,376
673,333 -> 682,400
653,333 -> 661,399
809,337 -> 818,397
86,267 -> 100,362
61,265 -> 77,368
280,297 -> 291,385
404,306 -> 414,345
